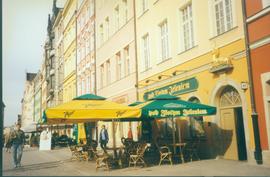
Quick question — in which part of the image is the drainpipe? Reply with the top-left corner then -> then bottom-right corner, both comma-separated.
94,0 -> 98,142
133,0 -> 140,141
241,0 -> 262,165
0,0 -> 3,173
133,0 -> 139,102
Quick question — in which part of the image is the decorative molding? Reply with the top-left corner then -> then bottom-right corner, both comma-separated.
247,6 -> 270,23
250,36 -> 270,50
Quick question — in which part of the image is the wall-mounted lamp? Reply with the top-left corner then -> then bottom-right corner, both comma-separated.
145,79 -> 158,84
135,83 -> 148,88
172,70 -> 188,76
241,81 -> 249,90
158,75 -> 171,80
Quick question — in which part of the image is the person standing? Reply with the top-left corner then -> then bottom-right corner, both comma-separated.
99,125 -> 109,152
9,122 -> 25,168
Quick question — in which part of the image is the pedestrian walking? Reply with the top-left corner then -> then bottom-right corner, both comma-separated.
99,125 -> 109,153
8,122 -> 25,168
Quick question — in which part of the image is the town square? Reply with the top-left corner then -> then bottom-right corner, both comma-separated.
2,0 -> 270,176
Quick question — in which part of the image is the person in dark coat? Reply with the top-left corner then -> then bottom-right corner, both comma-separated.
99,125 -> 109,153
8,122 -> 25,168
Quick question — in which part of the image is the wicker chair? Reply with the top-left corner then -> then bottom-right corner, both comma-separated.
129,143 -> 148,167
93,150 -> 110,171
69,145 -> 89,161
155,142 -> 173,166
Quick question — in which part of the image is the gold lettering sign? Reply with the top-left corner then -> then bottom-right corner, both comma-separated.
183,109 -> 207,116
144,78 -> 198,100
212,57 -> 232,67
161,110 -> 181,117
149,110 -> 159,117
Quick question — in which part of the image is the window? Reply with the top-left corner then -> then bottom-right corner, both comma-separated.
87,76 -> 90,93
90,0 -> 94,16
124,46 -> 130,75
123,0 -> 128,23
181,4 -> 194,51
115,6 -> 120,31
91,71 -> 95,93
141,0 -> 148,14
100,64 -> 104,88
90,33 -> 94,51
214,0 -> 233,35
86,38 -> 90,56
99,24 -> 104,45
106,60 -> 111,85
78,48 -> 81,63
263,0 -> 270,8
82,79 -> 85,95
159,21 -> 169,61
116,52 -> 122,80
142,34 -> 150,70
105,17 -> 110,40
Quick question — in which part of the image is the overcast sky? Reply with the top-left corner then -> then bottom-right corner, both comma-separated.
3,0 -> 66,126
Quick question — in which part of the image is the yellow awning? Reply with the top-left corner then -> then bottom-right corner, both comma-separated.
44,100 -> 142,124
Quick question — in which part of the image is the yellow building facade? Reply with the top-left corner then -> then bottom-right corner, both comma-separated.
63,0 -> 77,103
95,0 -> 138,148
135,0 -> 255,163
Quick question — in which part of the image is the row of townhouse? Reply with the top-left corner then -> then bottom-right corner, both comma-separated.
21,0 -> 270,165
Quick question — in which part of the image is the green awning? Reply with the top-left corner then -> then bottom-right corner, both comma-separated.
137,94 -> 216,119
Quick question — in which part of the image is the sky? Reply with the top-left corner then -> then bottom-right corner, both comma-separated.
3,0 -> 58,126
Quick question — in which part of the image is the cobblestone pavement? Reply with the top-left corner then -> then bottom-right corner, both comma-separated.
3,147 -> 270,176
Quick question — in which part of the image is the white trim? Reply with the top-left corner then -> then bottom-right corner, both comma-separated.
250,36 -> 270,50
209,78 -> 252,162
247,6 -> 270,23
261,72 -> 270,148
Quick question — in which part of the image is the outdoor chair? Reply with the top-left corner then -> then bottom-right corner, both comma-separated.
69,145 -> 89,161
85,140 -> 98,160
184,139 -> 200,162
155,142 -> 173,166
93,150 -> 110,171
129,143 -> 148,167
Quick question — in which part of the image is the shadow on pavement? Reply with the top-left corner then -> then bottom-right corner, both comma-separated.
3,160 -> 67,172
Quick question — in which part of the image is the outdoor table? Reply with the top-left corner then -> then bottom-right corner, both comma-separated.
106,147 -> 125,168
169,143 -> 186,163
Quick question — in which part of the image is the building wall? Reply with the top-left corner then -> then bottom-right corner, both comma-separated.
95,0 -> 138,147
33,72 -> 42,123
63,0 -> 77,103
41,59 -> 47,114
77,0 -> 96,96
245,0 -> 270,164
54,10 -> 65,106
21,80 -> 35,129
135,0 -> 254,162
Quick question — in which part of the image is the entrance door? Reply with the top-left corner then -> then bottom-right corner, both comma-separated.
235,107 -> 247,160
220,108 -> 238,160
219,86 -> 247,161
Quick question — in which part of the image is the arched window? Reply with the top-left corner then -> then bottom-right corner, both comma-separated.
220,86 -> 241,108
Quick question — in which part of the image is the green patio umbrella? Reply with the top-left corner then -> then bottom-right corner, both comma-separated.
140,94 -> 216,118
134,94 -> 216,154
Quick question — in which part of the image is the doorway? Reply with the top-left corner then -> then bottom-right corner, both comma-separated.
219,86 -> 247,161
